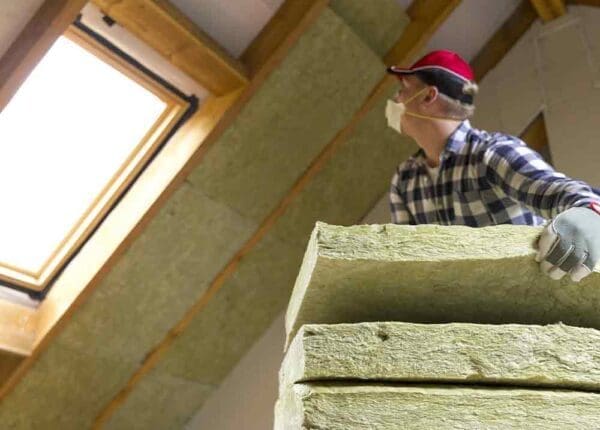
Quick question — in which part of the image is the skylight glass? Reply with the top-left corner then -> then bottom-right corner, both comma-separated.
0,36 -> 167,275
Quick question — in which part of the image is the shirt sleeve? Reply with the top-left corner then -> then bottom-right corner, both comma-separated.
390,169 -> 412,224
479,137 -> 600,219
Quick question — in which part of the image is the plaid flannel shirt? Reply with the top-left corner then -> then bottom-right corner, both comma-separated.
389,120 -> 600,226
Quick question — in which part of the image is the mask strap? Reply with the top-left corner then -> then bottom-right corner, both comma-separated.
403,86 -> 428,105
405,111 -> 460,121
403,86 -> 462,122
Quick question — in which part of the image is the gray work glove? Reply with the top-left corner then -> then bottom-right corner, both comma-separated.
536,205 -> 600,282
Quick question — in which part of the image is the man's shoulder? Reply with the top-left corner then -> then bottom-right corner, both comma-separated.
470,126 -> 524,148
467,126 -> 549,175
467,126 -> 527,158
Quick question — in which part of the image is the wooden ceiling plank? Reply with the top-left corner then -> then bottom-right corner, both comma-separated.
471,0 -> 538,82
569,0 -> 600,6
521,113 -> 549,152
0,352 -> 25,388
471,0 -> 549,149
91,0 -> 249,96
241,0 -> 328,76
384,0 -> 461,67
0,300 -> 36,357
529,0 -> 567,21
0,0 -> 88,113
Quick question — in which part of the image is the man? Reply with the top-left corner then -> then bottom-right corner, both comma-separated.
386,50 -> 600,282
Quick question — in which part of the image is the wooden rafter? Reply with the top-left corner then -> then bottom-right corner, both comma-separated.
569,0 -> 600,6
471,0 -> 538,81
0,352 -> 25,387
91,0 -> 248,96
385,0 -> 461,66
241,0 -> 327,76
0,0 -> 88,113
521,113 -> 549,152
0,300 -> 36,357
529,0 -> 567,21
471,0 -> 549,149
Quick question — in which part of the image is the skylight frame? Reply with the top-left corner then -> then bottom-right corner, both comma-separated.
0,25 -> 191,293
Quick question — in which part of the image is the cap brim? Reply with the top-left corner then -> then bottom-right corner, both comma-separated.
387,65 -> 415,75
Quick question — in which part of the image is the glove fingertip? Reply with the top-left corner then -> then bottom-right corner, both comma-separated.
570,265 -> 593,283
549,269 -> 566,280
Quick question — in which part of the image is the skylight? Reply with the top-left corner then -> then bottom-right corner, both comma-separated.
0,31 -> 187,292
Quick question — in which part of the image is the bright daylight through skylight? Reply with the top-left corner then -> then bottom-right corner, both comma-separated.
0,36 -> 167,275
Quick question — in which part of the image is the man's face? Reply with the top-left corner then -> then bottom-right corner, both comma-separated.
392,75 -> 426,136
393,75 -> 423,104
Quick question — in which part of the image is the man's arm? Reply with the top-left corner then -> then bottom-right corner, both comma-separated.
480,137 -> 600,282
390,171 -> 412,224
479,138 -> 599,219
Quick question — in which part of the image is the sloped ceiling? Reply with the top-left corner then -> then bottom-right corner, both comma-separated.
169,0 -> 286,58
0,0 -> 527,428
0,0 -> 46,58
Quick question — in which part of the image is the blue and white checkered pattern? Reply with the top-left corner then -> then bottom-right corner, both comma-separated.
389,120 -> 600,226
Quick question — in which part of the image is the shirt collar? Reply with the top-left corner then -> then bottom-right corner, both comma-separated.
414,120 -> 472,162
445,119 -> 472,154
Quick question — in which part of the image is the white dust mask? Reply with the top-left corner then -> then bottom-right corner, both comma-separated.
385,99 -> 406,134
385,86 -> 451,134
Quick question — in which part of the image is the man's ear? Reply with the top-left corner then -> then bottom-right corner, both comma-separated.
423,86 -> 439,104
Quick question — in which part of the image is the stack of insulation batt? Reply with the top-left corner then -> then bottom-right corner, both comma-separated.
274,222 -> 600,429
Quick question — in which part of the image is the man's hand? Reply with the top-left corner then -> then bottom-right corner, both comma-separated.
536,205 -> 600,282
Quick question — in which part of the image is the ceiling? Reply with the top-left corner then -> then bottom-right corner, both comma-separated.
0,0 -> 46,58
166,0 -> 521,63
0,0 -> 539,428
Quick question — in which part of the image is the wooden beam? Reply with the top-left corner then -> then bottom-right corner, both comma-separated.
0,352 -> 24,386
520,113 -> 549,151
472,0 -> 600,133
242,0 -> 326,77
384,0 -> 461,67
91,0 -> 248,96
529,0 -> 567,21
0,0 -> 88,113
89,0 -> 458,426
470,1 -> 550,150
471,0 -> 538,81
569,0 -> 600,6
0,300 -> 36,357
472,0 -> 600,82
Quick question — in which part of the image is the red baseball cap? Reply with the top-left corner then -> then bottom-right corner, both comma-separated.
387,50 -> 476,104
388,50 -> 474,82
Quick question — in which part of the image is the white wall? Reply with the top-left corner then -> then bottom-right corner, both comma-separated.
185,313 -> 285,430
474,6 -> 600,186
